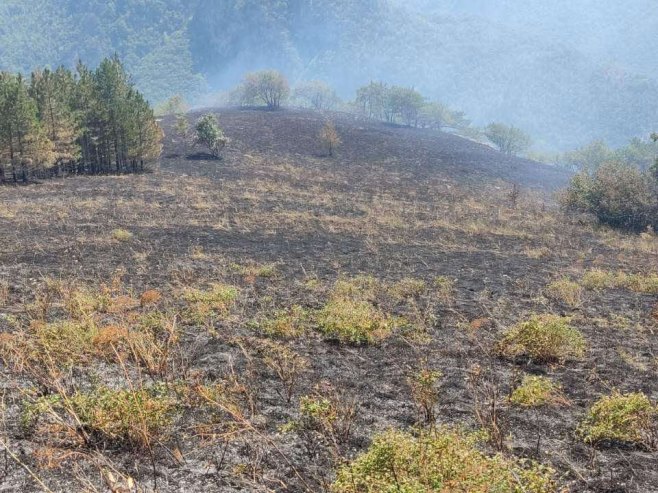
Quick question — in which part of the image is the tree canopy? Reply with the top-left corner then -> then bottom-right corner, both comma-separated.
0,57 -> 162,183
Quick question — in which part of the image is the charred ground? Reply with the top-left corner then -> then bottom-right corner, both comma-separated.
0,108 -> 656,492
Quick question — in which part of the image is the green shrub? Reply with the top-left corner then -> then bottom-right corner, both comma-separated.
24,385 -> 177,449
544,278 -> 583,307
316,298 -> 393,344
258,305 -> 309,339
195,114 -> 229,157
497,315 -> 586,363
315,277 -> 395,344
561,161 -> 657,231
582,269 -> 658,294
578,392 -> 657,448
509,376 -> 566,408
332,427 -> 556,493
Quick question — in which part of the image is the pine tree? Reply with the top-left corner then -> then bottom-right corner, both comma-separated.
30,67 -> 80,175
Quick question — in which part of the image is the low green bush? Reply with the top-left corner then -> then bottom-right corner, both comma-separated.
578,392 -> 657,448
332,427 -> 557,492
497,315 -> 586,363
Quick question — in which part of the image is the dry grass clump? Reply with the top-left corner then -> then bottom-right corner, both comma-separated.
497,315 -> 586,363
23,385 -> 177,450
0,319 -> 99,373
389,278 -> 427,300
578,392 -> 657,448
332,427 -> 557,493
231,262 -> 278,281
182,283 -> 239,324
509,375 -> 568,408
582,269 -> 658,294
111,228 -> 133,242
316,298 -> 393,344
408,364 -> 442,424
434,276 -> 456,303
545,278 -> 583,307
256,305 -> 309,339
315,276 -> 395,344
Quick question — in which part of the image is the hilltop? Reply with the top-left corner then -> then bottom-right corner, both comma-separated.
161,108 -> 570,191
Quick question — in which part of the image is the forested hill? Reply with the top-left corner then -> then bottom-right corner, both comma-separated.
2,0 -> 657,150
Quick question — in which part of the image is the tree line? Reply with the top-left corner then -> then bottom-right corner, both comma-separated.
0,56 -> 162,184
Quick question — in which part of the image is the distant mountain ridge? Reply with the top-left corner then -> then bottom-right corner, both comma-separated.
0,0 -> 656,150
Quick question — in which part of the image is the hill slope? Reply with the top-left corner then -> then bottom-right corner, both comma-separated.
0,107 -> 656,493
162,108 -> 570,191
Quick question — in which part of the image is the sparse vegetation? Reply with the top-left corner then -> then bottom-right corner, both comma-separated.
319,121 -> 341,156
497,315 -> 586,363
332,428 -> 557,493
195,113 -> 229,158
561,161 -> 658,231
578,392 -> 657,448
485,123 -> 532,156
545,278 -> 583,306
1,105 -> 656,491
510,375 -> 567,408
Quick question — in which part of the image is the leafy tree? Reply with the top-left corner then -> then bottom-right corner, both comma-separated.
484,123 -> 532,156
156,94 -> 189,116
175,115 -> 191,148
195,114 -> 228,158
294,81 -> 338,111
319,121 -> 341,156
384,86 -> 424,126
239,70 -> 289,109
562,140 -> 613,171
356,82 -> 387,120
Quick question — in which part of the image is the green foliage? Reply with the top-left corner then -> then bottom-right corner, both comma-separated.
0,56 -> 163,184
294,80 -> 339,111
315,277 -> 394,344
418,102 -> 470,130
544,278 -> 583,307
316,298 -> 393,345
24,385 -> 177,449
497,315 -> 586,363
257,305 -> 309,339
562,140 -> 613,171
356,82 -> 425,127
237,70 -> 290,109
561,161 -> 657,231
485,123 -> 532,156
509,376 -> 566,408
578,392 -> 657,448
194,113 -> 228,157
332,427 -> 557,493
